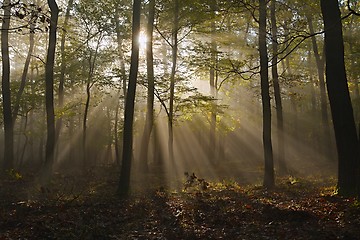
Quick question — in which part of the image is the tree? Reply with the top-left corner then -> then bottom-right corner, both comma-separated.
56,0 -> 74,141
114,2 -> 130,165
168,0 -> 179,165
259,0 -> 274,188
12,23 -> 35,126
1,0 -> 14,171
43,0 -> 59,177
118,0 -> 141,197
209,0 -> 218,164
139,0 -> 155,172
82,34 -> 103,170
320,0 -> 359,197
306,13 -> 332,159
270,0 -> 286,175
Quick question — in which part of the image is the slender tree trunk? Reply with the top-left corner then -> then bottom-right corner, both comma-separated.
153,121 -> 163,166
320,0 -> 360,197
140,0 -> 155,172
307,15 -> 332,159
259,0 -> 274,188
55,0 -> 74,142
283,27 -> 292,75
162,44 -> 169,75
114,7 -> 127,165
106,107 -> 113,164
209,0 -> 217,164
82,38 -> 100,170
168,0 -> 179,165
118,0 -> 141,197
68,118 -> 75,163
18,110 -> 30,168
115,8 -> 127,100
290,95 -> 299,140
114,100 -> 121,165
12,24 -> 35,167
13,24 -> 35,124
270,0 -> 286,175
28,62 -> 35,163
308,48 -> 321,153
82,75 -> 91,170
307,49 -> 317,112
43,0 -> 59,178
1,0 -> 14,171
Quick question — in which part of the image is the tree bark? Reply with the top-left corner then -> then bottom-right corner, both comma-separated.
308,48 -> 321,153
115,8 -> 127,100
114,7 -> 127,165
56,0 -> 74,141
118,0 -> 141,197
283,26 -> 292,75
140,0 -> 155,172
307,14 -> 332,159
168,0 -> 179,165
82,36 -> 101,170
43,0 -> 59,178
320,0 -> 360,197
209,0 -> 217,164
1,0 -> 14,171
13,24 -> 35,125
270,0 -> 286,175
259,0 -> 274,188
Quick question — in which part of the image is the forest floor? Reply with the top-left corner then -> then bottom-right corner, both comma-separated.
0,167 -> 360,240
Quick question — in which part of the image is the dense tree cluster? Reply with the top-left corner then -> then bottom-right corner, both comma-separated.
0,0 -> 359,197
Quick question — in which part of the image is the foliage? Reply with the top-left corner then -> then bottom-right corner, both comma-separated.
6,169 -> 22,180
9,1 -> 50,33
183,172 -> 209,192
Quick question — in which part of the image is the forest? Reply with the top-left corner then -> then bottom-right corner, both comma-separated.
1,0 -> 360,239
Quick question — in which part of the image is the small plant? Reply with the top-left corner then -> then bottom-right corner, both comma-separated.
287,176 -> 299,185
183,172 -> 209,191
7,169 -> 22,180
352,200 -> 360,208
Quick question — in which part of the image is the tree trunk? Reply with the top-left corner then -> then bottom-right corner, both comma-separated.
259,0 -> 274,188
118,0 -> 141,197
1,0 -> 14,171
270,0 -> 286,175
114,99 -> 121,165
283,26 -> 292,75
115,8 -> 127,100
308,48 -> 321,153
168,0 -> 179,165
18,110 -> 30,168
43,0 -> 59,179
307,14 -> 332,159
82,75 -> 91,170
114,7 -> 127,165
139,0 -> 155,172
106,107 -> 113,164
153,121 -> 164,166
82,37 -> 100,170
307,48 -> 317,112
320,0 -> 360,197
209,0 -> 217,164
55,0 -> 74,142
13,23 -> 35,124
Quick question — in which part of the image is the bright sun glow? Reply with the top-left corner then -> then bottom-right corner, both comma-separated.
138,31 -> 148,50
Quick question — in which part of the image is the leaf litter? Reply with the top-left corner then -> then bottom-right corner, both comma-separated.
0,169 -> 359,239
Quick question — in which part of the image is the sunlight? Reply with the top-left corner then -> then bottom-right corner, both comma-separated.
138,31 -> 148,51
